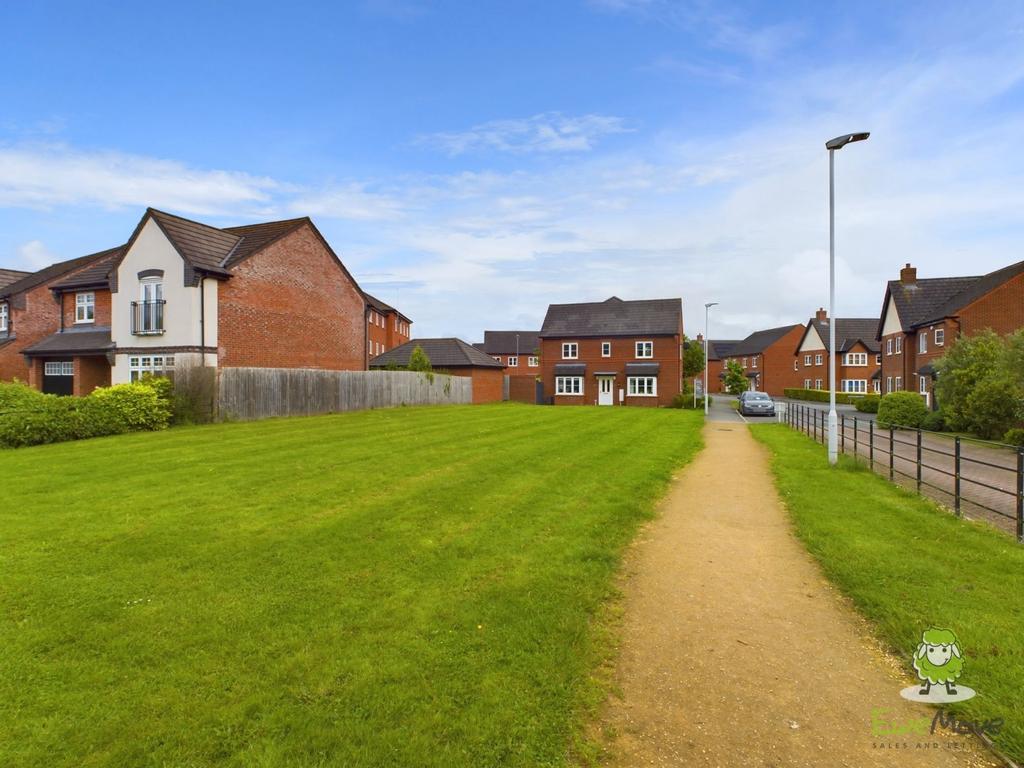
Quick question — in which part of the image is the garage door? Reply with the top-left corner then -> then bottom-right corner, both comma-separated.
42,360 -> 74,396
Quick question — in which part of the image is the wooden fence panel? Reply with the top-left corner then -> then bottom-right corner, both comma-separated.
218,368 -> 473,421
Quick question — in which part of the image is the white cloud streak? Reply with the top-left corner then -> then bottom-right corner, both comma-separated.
416,113 -> 631,156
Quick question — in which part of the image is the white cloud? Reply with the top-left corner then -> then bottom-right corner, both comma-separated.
287,183 -> 404,221
0,143 -> 280,216
17,240 -> 59,269
416,113 -> 631,156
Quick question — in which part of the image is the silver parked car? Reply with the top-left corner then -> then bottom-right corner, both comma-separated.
739,391 -> 776,417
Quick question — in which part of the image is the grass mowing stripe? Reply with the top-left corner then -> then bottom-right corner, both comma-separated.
1,404 -> 703,768
750,424 -> 1024,763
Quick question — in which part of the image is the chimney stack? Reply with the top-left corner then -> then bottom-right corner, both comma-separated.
900,263 -> 917,285
815,307 -> 827,322
696,333 -> 704,342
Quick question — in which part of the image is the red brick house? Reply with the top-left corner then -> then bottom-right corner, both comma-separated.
0,249 -> 119,393
365,293 -> 412,362
877,260 -> 1024,408
369,338 -> 505,404
538,296 -> 683,407
795,309 -> 881,396
474,330 -> 541,375
721,324 -> 804,396
5,207 -> 371,394
705,338 -> 740,394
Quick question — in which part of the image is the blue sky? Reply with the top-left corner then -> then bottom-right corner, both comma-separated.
2,1 -> 1024,340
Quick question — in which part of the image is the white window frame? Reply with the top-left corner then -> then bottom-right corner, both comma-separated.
895,336 -> 903,354
601,341 -> 611,357
815,353 -> 823,366
75,292 -> 95,324
876,354 -> 882,364
919,333 -> 927,354
804,354 -> 812,366
793,360 -> 798,371
742,357 -> 748,368
627,376 -> 657,396
886,376 -> 893,393
635,341 -> 653,359
507,356 -> 518,368
44,361 -> 74,376
935,328 -> 944,346
0,302 -> 7,333
752,356 -> 757,369
919,376 -> 928,394
841,379 -> 867,393
843,352 -> 867,366
895,376 -> 902,391
873,379 -> 881,394
561,342 -> 578,360
814,378 -> 822,389
128,355 -> 175,383
493,355 -> 502,363
555,376 -> 583,395
886,338 -> 893,355
528,356 -> 539,367
804,378 -> 811,389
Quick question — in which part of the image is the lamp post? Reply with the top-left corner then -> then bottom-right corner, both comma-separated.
704,302 -> 718,416
825,131 -> 869,465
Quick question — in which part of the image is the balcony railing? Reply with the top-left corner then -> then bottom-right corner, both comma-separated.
131,300 -> 166,335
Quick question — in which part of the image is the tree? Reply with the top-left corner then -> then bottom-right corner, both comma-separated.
723,360 -> 748,394
682,335 -> 706,379
934,329 -> 1024,439
407,345 -> 432,373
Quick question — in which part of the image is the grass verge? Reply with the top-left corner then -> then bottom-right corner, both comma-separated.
0,404 -> 703,767
750,424 -> 1024,762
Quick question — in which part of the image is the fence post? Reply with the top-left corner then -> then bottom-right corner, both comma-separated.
921,430 -> 929,495
1017,448 -> 1023,543
889,425 -> 894,481
853,418 -> 858,463
840,413 -> 846,455
869,419 -> 874,469
954,437 -> 961,517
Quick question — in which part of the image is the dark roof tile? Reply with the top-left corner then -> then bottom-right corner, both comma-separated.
369,338 -> 504,369
0,269 -> 31,291
728,325 -> 802,356
480,330 -> 540,355
0,247 -> 121,300
805,318 -> 881,354
22,328 -> 113,356
540,296 -> 682,338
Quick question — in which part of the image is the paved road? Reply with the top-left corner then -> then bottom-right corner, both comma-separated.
602,423 -> 997,767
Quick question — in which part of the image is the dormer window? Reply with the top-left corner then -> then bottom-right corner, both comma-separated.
75,292 -> 95,324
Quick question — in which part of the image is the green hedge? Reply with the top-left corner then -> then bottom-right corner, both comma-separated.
0,380 -> 171,448
854,394 -> 881,413
782,388 -> 867,405
876,391 -> 929,429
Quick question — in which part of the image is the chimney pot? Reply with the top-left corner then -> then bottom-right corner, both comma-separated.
696,333 -> 704,342
900,263 -> 917,284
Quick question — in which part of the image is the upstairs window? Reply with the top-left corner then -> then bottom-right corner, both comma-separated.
876,354 -> 881,364
918,333 -> 927,354
752,357 -> 758,368
75,292 -> 95,323
562,342 -> 578,359
132,280 -> 164,335
601,341 -> 611,357
886,339 -> 892,355
804,354 -> 812,366
815,353 -> 823,366
935,328 -> 945,346
528,356 -> 539,367
635,341 -> 653,358
0,302 -> 7,332
843,352 -> 867,366
895,336 -> 903,354
507,356 -> 518,368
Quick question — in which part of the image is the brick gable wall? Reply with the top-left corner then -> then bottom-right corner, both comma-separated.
217,224 -> 366,371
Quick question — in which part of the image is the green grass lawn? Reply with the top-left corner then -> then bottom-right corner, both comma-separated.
751,424 -> 1024,762
0,404 -> 703,768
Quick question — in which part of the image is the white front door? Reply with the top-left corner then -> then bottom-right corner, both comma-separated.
598,377 -> 614,406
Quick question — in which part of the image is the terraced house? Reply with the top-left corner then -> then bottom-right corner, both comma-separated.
877,260 -> 1024,408
2,207 -> 378,394
538,296 -> 683,407
795,309 -> 882,395
365,293 -> 412,361
474,330 -> 541,375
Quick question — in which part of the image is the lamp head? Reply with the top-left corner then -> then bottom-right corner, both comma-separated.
705,301 -> 719,309
826,132 -> 870,150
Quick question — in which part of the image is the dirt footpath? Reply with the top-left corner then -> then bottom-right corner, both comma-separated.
600,424 -> 1000,768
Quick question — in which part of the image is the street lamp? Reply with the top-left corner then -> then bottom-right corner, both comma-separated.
826,131 -> 869,465
704,302 -> 718,416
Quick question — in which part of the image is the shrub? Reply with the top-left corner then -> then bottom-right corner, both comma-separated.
723,360 -> 748,394
1003,428 -> 1024,447
782,387 -> 867,405
855,394 -> 880,413
0,380 -> 170,449
921,409 -> 946,432
877,391 -> 929,429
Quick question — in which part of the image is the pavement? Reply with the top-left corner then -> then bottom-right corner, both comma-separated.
600,422 -> 1000,767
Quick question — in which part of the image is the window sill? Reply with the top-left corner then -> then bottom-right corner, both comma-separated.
132,330 -> 166,337
74,320 -> 95,325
